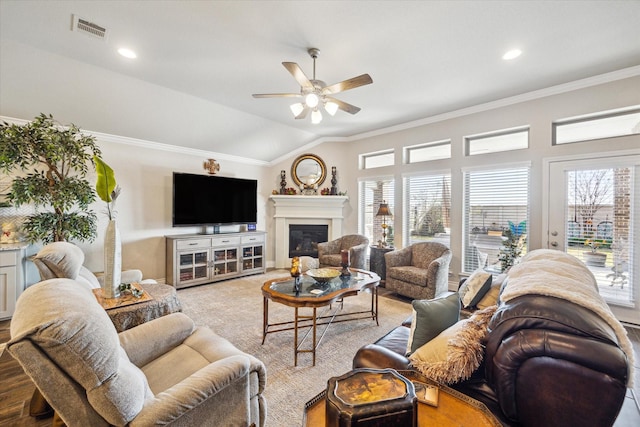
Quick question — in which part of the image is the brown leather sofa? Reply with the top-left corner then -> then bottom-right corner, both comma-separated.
353,251 -> 631,427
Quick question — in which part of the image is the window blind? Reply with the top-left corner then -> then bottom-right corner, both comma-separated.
404,173 -> 451,246
463,165 -> 530,273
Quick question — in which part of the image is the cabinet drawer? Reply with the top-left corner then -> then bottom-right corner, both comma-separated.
176,238 -> 211,250
212,236 -> 241,247
241,234 -> 265,245
0,251 -> 17,267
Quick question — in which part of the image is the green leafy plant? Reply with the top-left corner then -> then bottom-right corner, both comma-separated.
94,156 -> 120,220
0,114 -> 100,243
498,220 -> 527,272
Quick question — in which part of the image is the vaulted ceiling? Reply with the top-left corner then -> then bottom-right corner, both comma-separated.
1,1 -> 639,164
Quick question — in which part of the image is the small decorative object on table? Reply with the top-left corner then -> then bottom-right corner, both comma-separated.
307,268 -> 341,283
325,368 -> 416,427
203,158 -> 220,174
340,249 -> 351,277
290,256 -> 302,292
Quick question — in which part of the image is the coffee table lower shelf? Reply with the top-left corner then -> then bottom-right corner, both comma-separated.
303,371 -> 502,427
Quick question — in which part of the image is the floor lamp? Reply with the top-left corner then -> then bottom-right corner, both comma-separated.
375,201 -> 392,247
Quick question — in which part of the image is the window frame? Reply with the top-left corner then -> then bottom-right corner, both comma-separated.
465,126 -> 529,156
552,105 -> 640,145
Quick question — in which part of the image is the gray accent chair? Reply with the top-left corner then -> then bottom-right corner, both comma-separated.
384,242 -> 452,300
7,278 -> 267,427
317,234 -> 370,270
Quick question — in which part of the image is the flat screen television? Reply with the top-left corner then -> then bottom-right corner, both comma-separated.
172,172 -> 257,227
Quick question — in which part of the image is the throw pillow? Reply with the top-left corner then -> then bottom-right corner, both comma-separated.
458,269 -> 492,308
406,292 -> 460,355
409,305 -> 498,384
476,273 -> 506,310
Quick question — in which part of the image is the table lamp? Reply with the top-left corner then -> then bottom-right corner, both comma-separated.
375,201 -> 392,246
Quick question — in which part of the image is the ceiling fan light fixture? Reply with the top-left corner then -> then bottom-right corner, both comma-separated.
311,109 -> 322,124
324,100 -> 339,116
305,93 -> 319,108
290,103 -> 305,117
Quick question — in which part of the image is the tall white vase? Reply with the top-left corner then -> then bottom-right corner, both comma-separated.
103,219 -> 122,298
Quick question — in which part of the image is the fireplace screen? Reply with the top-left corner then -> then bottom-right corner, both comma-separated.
289,224 -> 328,258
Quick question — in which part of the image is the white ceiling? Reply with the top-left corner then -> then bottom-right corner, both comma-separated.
1,1 -> 640,164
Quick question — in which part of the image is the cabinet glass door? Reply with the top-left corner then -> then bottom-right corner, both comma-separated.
178,250 -> 209,283
214,248 -> 238,275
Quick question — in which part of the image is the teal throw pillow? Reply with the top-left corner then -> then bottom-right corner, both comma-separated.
406,292 -> 461,355
459,269 -> 493,308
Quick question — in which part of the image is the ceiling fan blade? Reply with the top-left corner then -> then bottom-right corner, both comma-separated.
294,106 -> 310,119
322,74 -> 373,95
282,62 -> 314,90
252,93 -> 301,98
326,97 -> 361,115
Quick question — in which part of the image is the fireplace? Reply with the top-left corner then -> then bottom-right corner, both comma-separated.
270,195 -> 348,268
289,225 -> 328,258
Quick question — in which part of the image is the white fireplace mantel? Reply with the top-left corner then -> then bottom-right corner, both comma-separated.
270,195 -> 348,268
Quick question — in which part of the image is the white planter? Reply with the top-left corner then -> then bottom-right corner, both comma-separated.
103,219 -> 122,298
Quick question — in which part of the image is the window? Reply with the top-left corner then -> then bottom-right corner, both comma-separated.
462,164 -> 530,273
359,177 -> 395,246
405,140 -> 451,163
553,106 -> 640,145
361,150 -> 394,169
404,172 -> 451,247
465,127 -> 529,156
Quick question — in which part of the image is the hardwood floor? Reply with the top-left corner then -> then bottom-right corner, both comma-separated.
1,319 -> 639,426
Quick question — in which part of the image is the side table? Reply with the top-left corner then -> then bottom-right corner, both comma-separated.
100,282 -> 182,332
369,246 -> 394,286
303,369 -> 501,427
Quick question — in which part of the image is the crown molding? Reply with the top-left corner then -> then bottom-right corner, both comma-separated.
0,115 -> 269,166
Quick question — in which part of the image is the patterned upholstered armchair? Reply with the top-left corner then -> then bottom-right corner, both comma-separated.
317,234 -> 370,270
384,242 -> 452,300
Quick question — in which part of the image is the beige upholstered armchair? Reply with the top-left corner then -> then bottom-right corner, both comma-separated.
32,241 -> 155,289
7,278 -> 267,427
317,234 -> 370,270
384,242 -> 452,300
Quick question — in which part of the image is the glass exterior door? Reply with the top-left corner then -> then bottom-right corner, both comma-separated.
547,155 -> 639,325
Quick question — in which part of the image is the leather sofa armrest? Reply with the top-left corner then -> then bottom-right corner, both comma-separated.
353,344 -> 411,371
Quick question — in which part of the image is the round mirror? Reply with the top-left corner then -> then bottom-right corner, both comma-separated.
291,154 -> 327,188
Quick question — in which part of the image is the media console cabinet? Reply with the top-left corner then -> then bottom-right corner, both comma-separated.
165,231 -> 266,289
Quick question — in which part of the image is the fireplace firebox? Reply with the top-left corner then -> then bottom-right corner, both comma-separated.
289,225 -> 328,258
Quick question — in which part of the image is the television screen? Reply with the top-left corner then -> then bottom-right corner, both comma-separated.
172,173 -> 257,226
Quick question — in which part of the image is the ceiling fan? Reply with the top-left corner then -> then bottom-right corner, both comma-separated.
252,48 -> 373,124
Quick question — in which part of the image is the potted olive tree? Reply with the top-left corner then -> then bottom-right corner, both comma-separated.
0,113 -> 100,244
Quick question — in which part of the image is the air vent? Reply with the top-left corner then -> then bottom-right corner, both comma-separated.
71,14 -> 108,40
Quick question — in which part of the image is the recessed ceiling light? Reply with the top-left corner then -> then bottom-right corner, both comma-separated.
118,48 -> 137,59
503,49 -> 522,60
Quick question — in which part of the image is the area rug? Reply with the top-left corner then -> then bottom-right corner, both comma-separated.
177,270 -> 412,427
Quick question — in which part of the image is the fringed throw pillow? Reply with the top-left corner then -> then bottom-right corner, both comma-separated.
408,305 -> 497,384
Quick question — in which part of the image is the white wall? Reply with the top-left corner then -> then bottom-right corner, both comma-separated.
267,75 -> 640,279
78,137 -> 270,280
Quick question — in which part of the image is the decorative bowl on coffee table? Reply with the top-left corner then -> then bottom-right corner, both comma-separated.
306,268 -> 341,283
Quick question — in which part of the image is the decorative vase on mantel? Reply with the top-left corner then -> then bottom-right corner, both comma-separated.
103,219 -> 122,298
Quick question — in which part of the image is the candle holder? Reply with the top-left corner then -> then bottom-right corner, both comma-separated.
280,170 -> 287,195
330,166 -> 338,195
340,249 -> 351,277
290,256 -> 302,292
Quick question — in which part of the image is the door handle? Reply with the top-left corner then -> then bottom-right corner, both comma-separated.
550,241 -> 558,247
